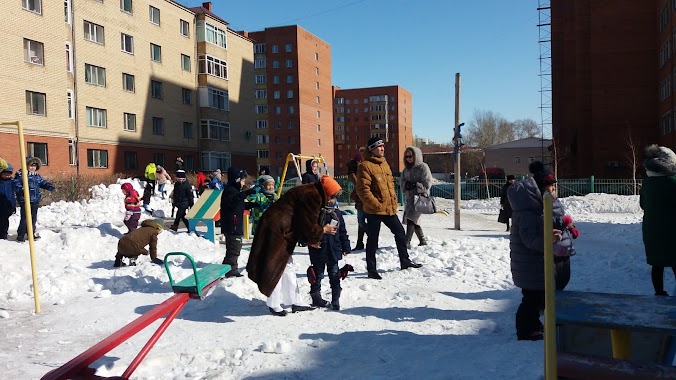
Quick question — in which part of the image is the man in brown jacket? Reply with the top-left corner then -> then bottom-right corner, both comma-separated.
356,138 -> 422,279
114,218 -> 164,267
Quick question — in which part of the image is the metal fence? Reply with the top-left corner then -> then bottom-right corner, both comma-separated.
279,176 -> 642,203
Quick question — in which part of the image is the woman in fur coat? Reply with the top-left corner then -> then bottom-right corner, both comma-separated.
246,175 -> 340,316
640,144 -> 676,296
400,146 -> 433,248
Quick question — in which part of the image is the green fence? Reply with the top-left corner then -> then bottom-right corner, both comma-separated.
277,176 -> 642,203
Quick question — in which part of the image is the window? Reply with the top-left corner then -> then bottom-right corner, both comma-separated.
182,88 -> 192,105
122,73 -> 135,92
153,153 -> 164,167
87,149 -> 108,168
23,0 -> 42,13
26,91 -> 46,116
23,39 -> 44,65
257,150 -> 269,159
200,119 -> 230,141
254,59 -> 266,69
85,64 -> 106,86
316,67 -> 319,75
149,5 -> 160,25
316,81 -> 319,89
285,59 -> 292,68
201,151 -> 230,171
272,60 -> 279,69
121,33 -> 133,54
64,0 -> 72,23
150,43 -> 161,62
181,54 -> 191,71
27,143 -> 48,165
318,139 -> 321,146
198,54 -> 227,79
314,52 -> 319,60
206,87 -> 228,110
180,19 -> 190,37
196,21 -> 226,48
288,120 -> 295,129
316,111 -> 321,118
274,106 -> 281,115
84,21 -> 104,44
515,157 -> 521,164
285,43 -> 292,52
287,90 -> 294,99
254,43 -> 266,54
288,106 -> 295,114
120,0 -> 132,13
316,96 -> 320,104
183,122 -> 193,139
151,80 -> 163,99
255,75 -> 266,84
256,134 -> 269,144
272,75 -> 280,84
286,75 -> 293,83
256,120 -> 268,129
66,43 -> 73,72
124,112 -> 136,131
68,138 -> 76,166
256,105 -> 268,114
67,91 -> 74,119
255,90 -> 267,99
273,91 -> 280,99
152,117 -> 164,135
317,124 -> 321,132
86,106 -> 106,127
271,44 -> 279,53
124,151 -> 137,170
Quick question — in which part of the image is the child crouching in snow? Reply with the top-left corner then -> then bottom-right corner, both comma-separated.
114,218 -> 165,267
121,183 -> 142,233
308,186 -> 351,310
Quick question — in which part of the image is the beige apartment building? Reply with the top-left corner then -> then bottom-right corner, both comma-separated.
333,86 -> 413,175
0,0 -> 256,177
241,25 -> 334,177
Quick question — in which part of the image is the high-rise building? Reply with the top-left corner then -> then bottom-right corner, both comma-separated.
0,1 -> 256,176
332,86 -> 413,175
551,0 -> 658,178
241,25 -> 334,177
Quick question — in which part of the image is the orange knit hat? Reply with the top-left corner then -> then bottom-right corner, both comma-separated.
320,175 -> 342,198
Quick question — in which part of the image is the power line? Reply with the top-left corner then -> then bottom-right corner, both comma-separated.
273,0 -> 369,26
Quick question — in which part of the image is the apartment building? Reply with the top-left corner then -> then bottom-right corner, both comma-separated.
332,86 -> 413,175
0,0 -> 256,177
241,25 -> 334,177
551,0 -> 658,178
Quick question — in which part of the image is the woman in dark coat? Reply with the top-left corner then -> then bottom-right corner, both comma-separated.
500,175 -> 516,231
640,144 -> 676,296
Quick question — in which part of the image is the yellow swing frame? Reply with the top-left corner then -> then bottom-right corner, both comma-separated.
277,153 -> 327,198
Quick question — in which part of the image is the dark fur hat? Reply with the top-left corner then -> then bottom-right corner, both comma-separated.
529,161 -> 556,189
26,157 -> 42,170
644,144 -> 676,176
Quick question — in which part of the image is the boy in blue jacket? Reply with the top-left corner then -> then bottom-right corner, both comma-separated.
220,167 -> 258,277
15,157 -> 54,242
0,163 -> 17,239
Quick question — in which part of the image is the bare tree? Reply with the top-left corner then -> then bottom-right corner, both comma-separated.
513,118 -> 540,139
465,110 -> 514,147
624,123 -> 640,194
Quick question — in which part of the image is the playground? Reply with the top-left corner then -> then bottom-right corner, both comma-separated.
0,181 -> 671,379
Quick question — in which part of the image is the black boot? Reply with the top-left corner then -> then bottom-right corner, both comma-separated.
354,226 -> 366,250
268,307 -> 287,316
224,267 -> 243,278
414,225 -> 427,246
405,224 -> 415,249
331,288 -> 342,311
310,291 -> 329,307
113,253 -> 127,268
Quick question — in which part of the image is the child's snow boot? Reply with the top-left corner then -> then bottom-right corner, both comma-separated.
113,254 -> 127,268
331,288 -> 342,311
128,257 -> 137,266
310,291 -> 329,307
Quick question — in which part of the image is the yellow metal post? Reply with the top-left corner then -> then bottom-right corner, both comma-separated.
1,121 -> 41,313
610,329 -> 632,359
543,192 -> 556,379
243,210 -> 250,240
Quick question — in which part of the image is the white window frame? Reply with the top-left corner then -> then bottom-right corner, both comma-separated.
23,0 -> 42,14
255,75 -> 266,84
180,19 -> 189,37
87,149 -> 108,168
124,112 -> 136,131
121,33 -> 134,54
255,90 -> 267,99
122,73 -> 135,92
84,21 -> 105,44
24,39 -> 44,65
271,45 -> 278,53
256,120 -> 268,129
256,105 -> 268,114
84,63 -> 106,86
64,0 -> 72,24
151,80 -> 163,99
67,90 -> 74,119
66,42 -> 73,72
26,90 -> 46,116
150,43 -> 161,62
68,138 -> 76,166
285,59 -> 292,68
86,106 -> 107,127
285,43 -> 292,52
149,5 -> 160,25
287,90 -> 294,99
198,54 -> 227,79
254,59 -> 266,69
181,54 -> 191,71
28,142 -> 48,165
201,151 -> 231,172
273,91 -> 280,99
206,87 -> 228,110
256,134 -> 269,144
200,119 -> 230,141
254,43 -> 265,53
257,150 -> 269,159
120,0 -> 132,14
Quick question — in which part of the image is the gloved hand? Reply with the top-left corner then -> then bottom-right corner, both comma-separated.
151,257 -> 163,266
124,211 -> 132,221
338,264 -> 354,280
569,227 -> 580,239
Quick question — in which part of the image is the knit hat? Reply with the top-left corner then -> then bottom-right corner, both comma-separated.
644,144 -> 676,176
258,175 -> 275,186
320,175 -> 342,198
175,170 -> 187,179
529,161 -> 556,189
367,137 -> 384,151
1,163 -> 13,173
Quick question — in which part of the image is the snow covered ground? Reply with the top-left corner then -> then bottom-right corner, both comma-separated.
0,179 -> 653,379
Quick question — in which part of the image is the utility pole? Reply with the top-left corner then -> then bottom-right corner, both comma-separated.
453,73 -> 462,230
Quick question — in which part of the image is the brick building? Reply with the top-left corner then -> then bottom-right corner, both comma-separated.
241,25 -> 334,177
551,0 -> 658,178
332,86 -> 413,175
0,1 -> 256,177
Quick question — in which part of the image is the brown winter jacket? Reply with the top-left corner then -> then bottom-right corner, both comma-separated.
356,148 -> 398,216
117,219 -> 162,259
246,182 -> 326,296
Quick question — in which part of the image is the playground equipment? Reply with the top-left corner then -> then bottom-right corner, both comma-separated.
41,253 -> 230,380
277,153 -> 328,198
186,189 -> 221,243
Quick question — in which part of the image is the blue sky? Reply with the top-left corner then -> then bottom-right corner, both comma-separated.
184,0 -> 543,144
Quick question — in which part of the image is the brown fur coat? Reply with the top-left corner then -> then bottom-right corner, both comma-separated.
246,182 -> 326,296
